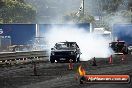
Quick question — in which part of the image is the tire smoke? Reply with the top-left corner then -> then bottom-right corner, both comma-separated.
45,25 -> 113,61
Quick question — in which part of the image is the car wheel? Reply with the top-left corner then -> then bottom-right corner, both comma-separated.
50,58 -> 55,63
72,58 -> 76,63
77,56 -> 80,63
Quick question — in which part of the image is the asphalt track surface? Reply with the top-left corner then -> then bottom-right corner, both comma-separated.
0,55 -> 132,88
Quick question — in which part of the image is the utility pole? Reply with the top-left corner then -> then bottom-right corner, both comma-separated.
36,24 -> 39,38
130,7 -> 132,23
83,0 -> 84,17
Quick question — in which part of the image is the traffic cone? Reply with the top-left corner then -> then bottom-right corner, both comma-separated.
33,62 -> 37,76
69,59 -> 73,70
75,73 -> 79,80
109,55 -> 113,64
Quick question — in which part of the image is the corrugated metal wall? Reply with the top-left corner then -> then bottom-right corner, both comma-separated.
0,23 -> 90,46
0,24 -> 36,45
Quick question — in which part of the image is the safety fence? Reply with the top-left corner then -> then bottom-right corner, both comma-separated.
0,51 -> 49,66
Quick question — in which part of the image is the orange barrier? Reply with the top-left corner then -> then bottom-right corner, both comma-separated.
109,55 -> 113,64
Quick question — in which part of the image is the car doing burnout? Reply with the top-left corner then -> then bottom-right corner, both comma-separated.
109,41 -> 129,54
50,42 -> 81,63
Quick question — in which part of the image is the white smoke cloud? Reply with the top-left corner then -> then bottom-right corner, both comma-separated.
44,25 -> 113,61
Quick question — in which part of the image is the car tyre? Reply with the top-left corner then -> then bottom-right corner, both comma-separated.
77,56 -> 80,63
50,58 -> 55,63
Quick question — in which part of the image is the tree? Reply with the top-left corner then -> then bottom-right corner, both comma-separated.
63,12 -> 95,23
0,0 -> 36,23
102,0 -> 123,13
0,0 -> 5,8
97,10 -> 132,31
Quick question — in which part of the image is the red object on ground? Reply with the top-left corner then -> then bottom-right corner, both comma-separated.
109,55 -> 113,64
69,59 -> 73,70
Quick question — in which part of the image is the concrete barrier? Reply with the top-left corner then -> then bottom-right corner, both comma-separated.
0,50 -> 49,66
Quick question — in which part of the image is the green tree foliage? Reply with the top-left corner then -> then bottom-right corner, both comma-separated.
64,12 -> 95,23
94,0 -> 132,30
0,0 -> 5,8
0,0 -> 36,23
102,0 -> 123,13
97,10 -> 132,31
